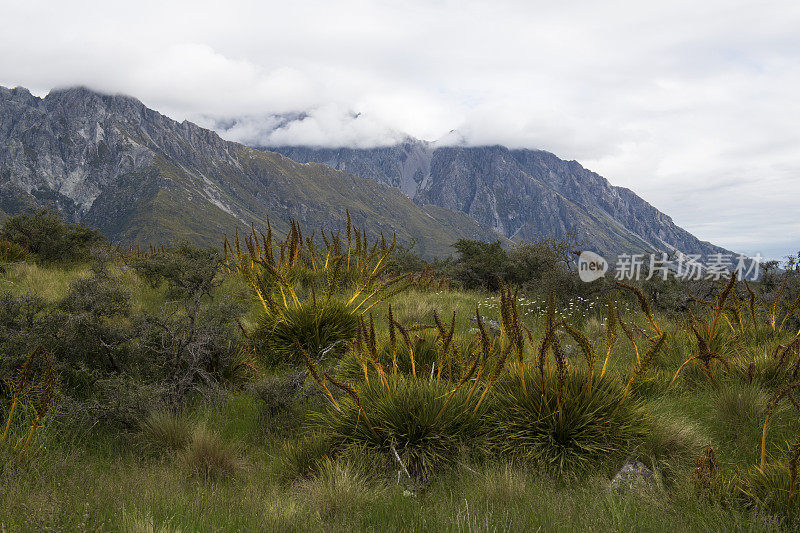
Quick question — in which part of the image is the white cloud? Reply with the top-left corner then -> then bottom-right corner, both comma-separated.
0,0 -> 798,257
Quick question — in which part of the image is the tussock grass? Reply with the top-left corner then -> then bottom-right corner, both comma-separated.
740,461 -> 800,523
140,410 -> 193,453
180,426 -> 240,480
488,370 -> 648,474
313,375 -> 483,482
119,508 -> 182,533
300,456 -> 385,521
276,432 -> 335,481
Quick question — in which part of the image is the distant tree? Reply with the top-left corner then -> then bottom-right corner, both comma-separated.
386,242 -> 429,274
452,239 -> 508,291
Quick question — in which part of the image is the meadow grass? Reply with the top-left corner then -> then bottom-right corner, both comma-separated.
2,265 -> 800,531
3,261 -> 91,301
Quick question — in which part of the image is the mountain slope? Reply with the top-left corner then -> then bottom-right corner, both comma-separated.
273,140 -> 730,258
0,86 -> 503,257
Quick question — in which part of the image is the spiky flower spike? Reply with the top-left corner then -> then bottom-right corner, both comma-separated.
391,318 -> 416,377
499,283 -> 526,392
771,275 -> 788,331
432,310 -> 456,386
22,350 -> 56,451
618,310 -> 640,366
562,319 -> 596,389
323,370 -> 376,436
615,281 -> 662,337
388,305 -> 398,375
538,291 -> 557,394
743,279 -> 759,328
467,308 -> 492,401
623,333 -> 665,399
600,297 -> 618,379
710,272 -> 738,334
2,346 -> 40,442
474,340 -> 512,414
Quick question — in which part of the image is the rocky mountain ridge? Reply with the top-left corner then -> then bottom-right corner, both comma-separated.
271,140 -> 730,258
0,86 -> 503,257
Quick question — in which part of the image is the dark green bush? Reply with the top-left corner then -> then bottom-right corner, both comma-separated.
130,243 -> 221,300
451,239 -> 507,291
0,209 -> 104,264
0,239 -> 30,263
255,372 -> 326,435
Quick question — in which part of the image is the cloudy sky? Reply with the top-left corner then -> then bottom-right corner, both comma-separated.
1,0 -> 798,259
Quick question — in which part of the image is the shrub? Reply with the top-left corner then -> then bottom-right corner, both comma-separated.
131,243 -> 221,300
452,239 -> 507,291
136,292 -> 246,405
180,426 -> 239,480
140,410 -> 193,453
0,209 -> 104,264
254,299 -> 358,367
0,239 -> 30,263
487,370 -> 648,474
255,372 -> 324,435
312,375 -> 483,482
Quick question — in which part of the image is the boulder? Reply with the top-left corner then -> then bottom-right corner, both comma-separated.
610,458 -> 654,493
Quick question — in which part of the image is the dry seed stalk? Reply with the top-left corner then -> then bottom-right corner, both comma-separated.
562,319 -> 596,388
771,276 -> 788,331
323,370 -> 376,436
2,346 -> 40,442
616,281 -> 662,336
296,340 -> 340,412
760,381 -> 800,470
388,305 -> 398,376
623,333 -> 665,399
600,297 -> 618,378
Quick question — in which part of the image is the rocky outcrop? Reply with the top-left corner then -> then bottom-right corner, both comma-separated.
273,140 -> 731,258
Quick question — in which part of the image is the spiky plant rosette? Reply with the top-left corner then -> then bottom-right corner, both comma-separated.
487,369 -> 648,474
311,375 -> 484,482
254,299 -> 358,366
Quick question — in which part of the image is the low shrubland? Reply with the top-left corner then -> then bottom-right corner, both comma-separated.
1,211 -> 800,531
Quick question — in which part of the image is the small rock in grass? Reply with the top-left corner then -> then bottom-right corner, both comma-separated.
468,316 -> 501,334
610,458 -> 654,493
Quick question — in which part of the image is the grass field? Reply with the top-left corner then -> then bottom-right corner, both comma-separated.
1,256 -> 799,532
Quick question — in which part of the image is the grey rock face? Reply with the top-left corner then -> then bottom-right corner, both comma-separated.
0,86 -> 502,256
273,141 -> 732,259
